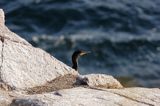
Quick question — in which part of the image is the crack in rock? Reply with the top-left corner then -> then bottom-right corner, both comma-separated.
0,36 -> 14,90
0,37 -> 4,81
109,91 -> 154,106
88,87 -> 154,106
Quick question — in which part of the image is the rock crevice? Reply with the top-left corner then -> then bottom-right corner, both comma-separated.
0,37 -> 14,91
88,87 -> 154,105
108,91 -> 154,106
0,37 -> 4,77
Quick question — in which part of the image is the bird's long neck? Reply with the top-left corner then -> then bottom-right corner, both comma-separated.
72,54 -> 79,70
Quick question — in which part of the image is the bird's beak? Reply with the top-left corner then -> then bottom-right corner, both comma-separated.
80,51 -> 91,56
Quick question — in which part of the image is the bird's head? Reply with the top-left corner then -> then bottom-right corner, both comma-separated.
72,50 -> 90,70
73,50 -> 90,57
72,50 -> 90,71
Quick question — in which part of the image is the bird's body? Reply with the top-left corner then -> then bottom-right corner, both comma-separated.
72,50 -> 90,71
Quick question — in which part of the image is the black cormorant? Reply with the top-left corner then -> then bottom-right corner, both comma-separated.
72,50 -> 90,71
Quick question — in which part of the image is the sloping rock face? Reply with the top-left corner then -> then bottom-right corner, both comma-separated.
0,9 -> 77,90
10,87 -> 160,106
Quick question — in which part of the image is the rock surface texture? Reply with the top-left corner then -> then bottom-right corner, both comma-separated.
5,87 -> 160,106
79,74 -> 123,88
0,9 -> 160,106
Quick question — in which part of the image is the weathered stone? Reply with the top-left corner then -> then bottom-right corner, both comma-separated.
0,90 -> 12,106
10,87 -> 160,106
0,9 -> 77,90
1,39 -> 77,89
10,99 -> 47,106
107,87 -> 160,106
0,9 -> 4,27
78,74 -> 123,89
0,40 -> 2,69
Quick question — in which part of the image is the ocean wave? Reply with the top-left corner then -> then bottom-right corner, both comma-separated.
2,0 -> 160,35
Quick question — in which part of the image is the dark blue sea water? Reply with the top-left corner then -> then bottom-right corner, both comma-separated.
1,0 -> 160,87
